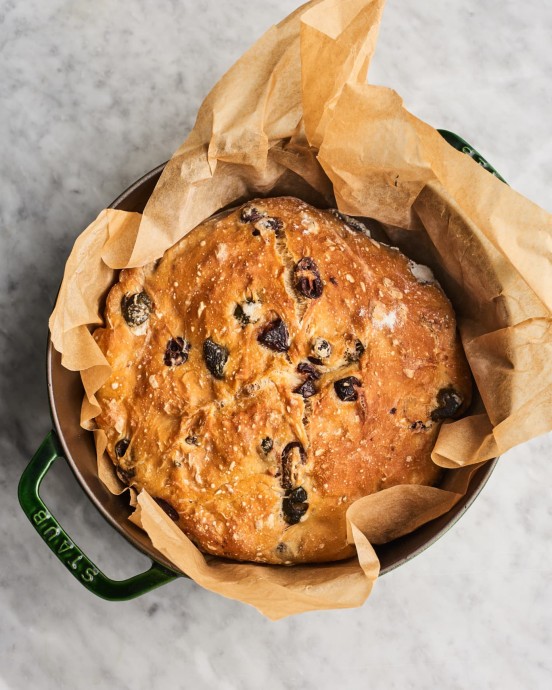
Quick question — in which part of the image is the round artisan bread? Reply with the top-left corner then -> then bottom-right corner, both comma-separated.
93,196 -> 471,564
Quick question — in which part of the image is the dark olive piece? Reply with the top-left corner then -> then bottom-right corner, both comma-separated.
203,338 -> 229,379
263,217 -> 283,232
234,299 -> 260,326
121,291 -> 152,327
252,229 -> 261,237
389,407 -> 397,415
312,337 -> 332,360
293,379 -> 317,399
329,277 -> 338,286
307,356 -> 323,365
116,467 -> 135,485
334,376 -> 362,402
115,438 -> 130,457
163,337 -> 190,366
234,303 -> 248,325
282,497 -> 309,525
257,317 -> 289,352
260,437 -> 273,453
280,441 -> 306,491
331,209 -> 369,235
410,420 -> 428,430
431,388 -> 464,421
293,257 -> 323,299
240,206 -> 264,223
288,486 -> 307,503
185,435 -> 199,446
345,339 -> 365,363
153,497 -> 179,522
296,362 -> 321,380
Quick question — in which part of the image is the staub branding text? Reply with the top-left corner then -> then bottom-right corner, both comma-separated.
33,510 -> 99,583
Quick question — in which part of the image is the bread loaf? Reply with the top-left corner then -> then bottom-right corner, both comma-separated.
93,197 -> 471,563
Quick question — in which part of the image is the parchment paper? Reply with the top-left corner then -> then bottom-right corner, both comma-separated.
49,0 -> 552,619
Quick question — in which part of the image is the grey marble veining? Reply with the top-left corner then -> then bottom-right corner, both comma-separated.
1,1 -> 550,688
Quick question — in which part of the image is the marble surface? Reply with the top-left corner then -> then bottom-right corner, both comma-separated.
1,0 -> 551,688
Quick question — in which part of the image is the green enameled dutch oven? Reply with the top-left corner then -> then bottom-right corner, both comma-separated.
18,131 -> 504,601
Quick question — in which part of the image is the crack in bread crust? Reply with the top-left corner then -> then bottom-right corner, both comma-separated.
273,229 -> 311,324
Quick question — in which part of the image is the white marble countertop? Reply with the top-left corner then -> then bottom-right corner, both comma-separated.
1,1 -> 551,688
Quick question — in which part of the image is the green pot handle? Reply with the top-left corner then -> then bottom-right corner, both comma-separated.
18,430 -> 179,601
437,129 -> 507,183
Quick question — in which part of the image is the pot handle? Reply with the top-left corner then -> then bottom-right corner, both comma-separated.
437,129 -> 507,183
18,430 -> 179,600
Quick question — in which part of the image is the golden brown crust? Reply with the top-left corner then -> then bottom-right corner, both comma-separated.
93,197 -> 472,564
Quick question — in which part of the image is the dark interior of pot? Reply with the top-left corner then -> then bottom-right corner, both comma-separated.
47,165 -> 498,576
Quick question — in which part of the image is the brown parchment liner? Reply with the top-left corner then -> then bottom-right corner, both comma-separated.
49,0 -> 552,619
